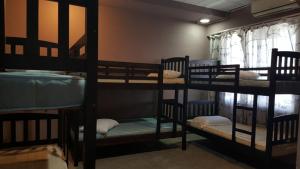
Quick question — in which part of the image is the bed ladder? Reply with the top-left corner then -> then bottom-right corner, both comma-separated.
232,94 -> 258,150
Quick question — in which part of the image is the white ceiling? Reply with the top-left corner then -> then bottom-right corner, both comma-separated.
173,0 -> 250,12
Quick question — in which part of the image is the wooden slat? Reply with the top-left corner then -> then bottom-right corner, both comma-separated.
23,120 -> 29,143
58,0 -> 69,58
274,122 -> 278,141
11,120 -> 16,143
285,121 -> 290,141
47,119 -> 52,140
291,120 -> 295,140
26,0 -> 39,56
0,0 -> 4,63
35,120 -> 40,141
0,120 -> 3,143
280,121 -> 284,140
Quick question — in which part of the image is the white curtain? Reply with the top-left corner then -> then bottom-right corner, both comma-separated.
212,22 -> 300,125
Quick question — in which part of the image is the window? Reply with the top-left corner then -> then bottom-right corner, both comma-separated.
213,22 -> 298,124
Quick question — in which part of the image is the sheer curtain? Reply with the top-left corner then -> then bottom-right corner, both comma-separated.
212,22 -> 300,125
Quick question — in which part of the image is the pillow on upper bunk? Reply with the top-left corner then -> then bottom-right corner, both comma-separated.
147,70 -> 181,79
217,71 -> 259,80
79,119 -> 119,134
191,116 -> 232,128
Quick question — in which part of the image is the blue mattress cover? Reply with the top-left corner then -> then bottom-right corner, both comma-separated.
0,72 -> 85,111
79,118 -> 181,141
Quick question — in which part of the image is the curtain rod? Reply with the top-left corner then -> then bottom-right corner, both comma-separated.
208,11 -> 300,38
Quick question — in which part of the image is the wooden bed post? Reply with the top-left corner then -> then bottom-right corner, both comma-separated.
83,0 -> 98,169
58,0 -> 69,58
214,61 -> 221,115
173,89 -> 179,135
0,0 -> 4,70
265,49 -> 278,168
182,55 -> 189,150
156,63 -> 163,139
26,0 -> 39,57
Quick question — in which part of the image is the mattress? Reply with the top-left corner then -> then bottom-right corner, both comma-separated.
0,145 -> 67,169
192,79 -> 300,93
98,78 -> 185,84
79,118 -> 180,141
0,72 -> 85,111
188,120 -> 296,156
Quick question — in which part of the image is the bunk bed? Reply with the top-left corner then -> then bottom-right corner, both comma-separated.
68,35 -> 190,164
184,49 -> 299,168
69,58 -> 190,165
0,1 -> 99,169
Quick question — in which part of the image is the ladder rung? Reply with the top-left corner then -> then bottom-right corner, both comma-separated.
235,128 -> 253,135
236,106 -> 254,111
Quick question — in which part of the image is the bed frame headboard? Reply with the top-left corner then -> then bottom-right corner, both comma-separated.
161,56 -> 189,78
270,48 -> 300,81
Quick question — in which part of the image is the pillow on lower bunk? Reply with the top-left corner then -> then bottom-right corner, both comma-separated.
79,119 -> 119,134
217,71 -> 259,80
191,116 -> 232,128
147,70 -> 181,79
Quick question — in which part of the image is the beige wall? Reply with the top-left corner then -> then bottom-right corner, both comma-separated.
99,5 -> 208,63
5,0 -> 85,47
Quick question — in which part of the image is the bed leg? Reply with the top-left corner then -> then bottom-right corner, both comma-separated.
264,152 -> 272,169
265,93 -> 275,169
182,88 -> 188,151
173,89 -> 179,136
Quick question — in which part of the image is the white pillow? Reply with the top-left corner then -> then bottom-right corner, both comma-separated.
191,116 -> 232,128
217,71 -> 259,80
79,119 -> 119,134
147,70 -> 181,79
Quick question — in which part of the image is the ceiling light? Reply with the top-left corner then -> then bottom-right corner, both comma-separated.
199,18 -> 210,24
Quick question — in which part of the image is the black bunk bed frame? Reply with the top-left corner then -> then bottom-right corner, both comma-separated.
0,1 -> 99,169
184,49 -> 299,168
67,49 -> 190,165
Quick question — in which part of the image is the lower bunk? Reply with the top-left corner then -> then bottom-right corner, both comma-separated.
70,117 -> 182,166
0,112 -> 68,169
188,117 -> 297,156
181,100 -> 298,168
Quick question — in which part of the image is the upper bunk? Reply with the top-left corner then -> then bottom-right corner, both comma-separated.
0,0 -> 98,111
188,49 -> 300,96
70,35 -> 189,90
97,60 -> 163,90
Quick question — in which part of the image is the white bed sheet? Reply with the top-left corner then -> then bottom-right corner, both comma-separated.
98,78 -> 185,84
0,72 -> 85,111
192,79 -> 300,93
188,120 -> 296,156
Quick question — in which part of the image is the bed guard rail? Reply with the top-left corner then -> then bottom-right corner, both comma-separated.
0,112 -> 60,149
162,100 -> 217,123
97,61 -> 163,85
188,64 -> 240,91
272,114 -> 299,145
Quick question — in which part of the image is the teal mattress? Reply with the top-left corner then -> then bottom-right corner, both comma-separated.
79,118 -> 180,141
0,72 -> 85,111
